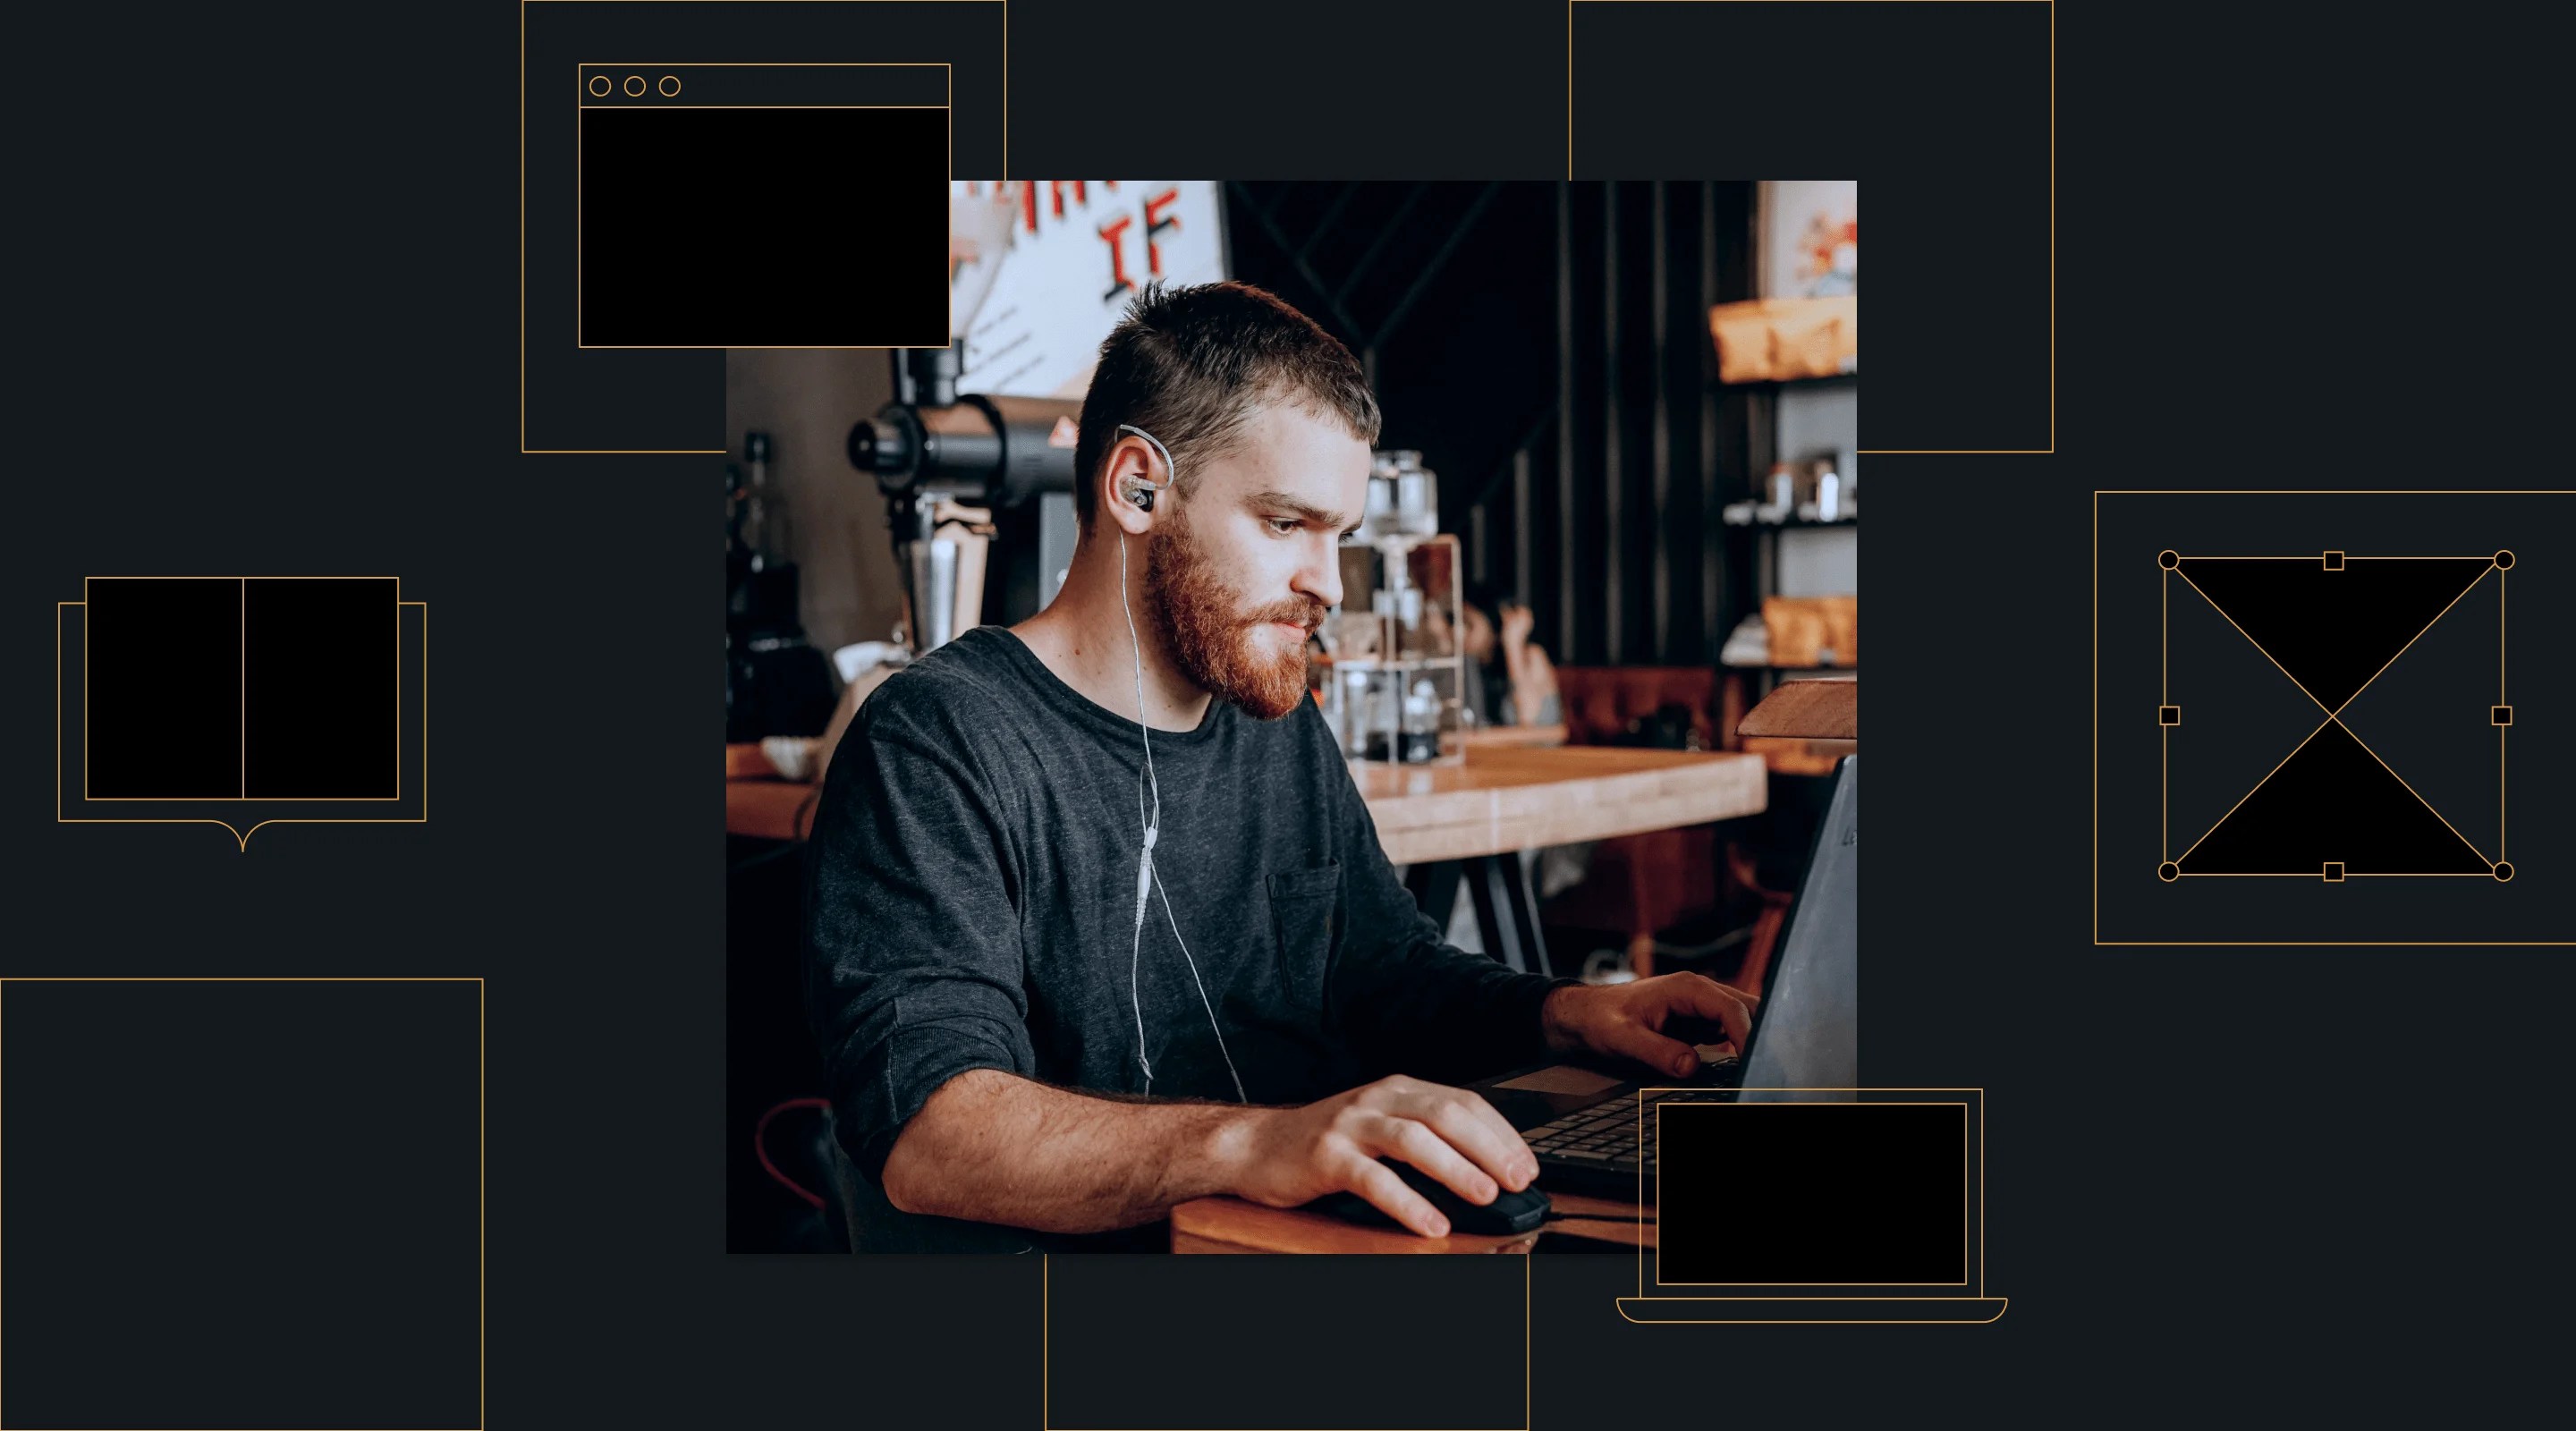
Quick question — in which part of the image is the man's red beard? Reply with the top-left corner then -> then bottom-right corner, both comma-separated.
1145,512 -> 1326,721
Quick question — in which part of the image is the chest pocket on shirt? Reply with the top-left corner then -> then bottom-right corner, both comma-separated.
1265,865 -> 1341,1012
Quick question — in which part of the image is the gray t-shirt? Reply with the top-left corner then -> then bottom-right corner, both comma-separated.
802,625 -> 1563,1248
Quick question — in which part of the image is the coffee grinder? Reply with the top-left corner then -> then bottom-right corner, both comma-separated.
847,347 -> 1085,656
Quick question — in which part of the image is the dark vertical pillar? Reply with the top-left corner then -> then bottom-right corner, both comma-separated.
1556,181 -> 1577,664
1650,179 -> 1672,665
1700,183 -> 1721,659
1602,182 -> 1623,666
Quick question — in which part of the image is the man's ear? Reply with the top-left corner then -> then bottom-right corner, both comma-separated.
1098,436 -> 1159,538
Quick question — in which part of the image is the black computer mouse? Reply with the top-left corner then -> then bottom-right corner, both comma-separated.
1314,1158 -> 1551,1236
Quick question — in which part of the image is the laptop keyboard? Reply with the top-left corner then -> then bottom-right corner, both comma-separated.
1527,1085 -> 1733,1190
1529,1103 -> 1649,1166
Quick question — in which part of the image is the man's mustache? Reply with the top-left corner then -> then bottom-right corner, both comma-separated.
1241,601 -> 1328,632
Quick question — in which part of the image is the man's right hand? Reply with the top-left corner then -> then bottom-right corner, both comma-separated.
1214,1075 -> 1538,1238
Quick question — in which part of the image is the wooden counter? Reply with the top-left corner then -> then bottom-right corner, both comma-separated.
1355,746 -> 1766,865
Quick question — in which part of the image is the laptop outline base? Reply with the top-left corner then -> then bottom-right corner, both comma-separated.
1615,1296 -> 2007,1325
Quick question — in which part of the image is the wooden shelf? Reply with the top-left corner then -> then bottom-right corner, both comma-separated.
1722,369 -> 1859,390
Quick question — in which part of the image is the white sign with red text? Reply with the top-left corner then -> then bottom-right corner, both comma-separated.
948,180 -> 1226,399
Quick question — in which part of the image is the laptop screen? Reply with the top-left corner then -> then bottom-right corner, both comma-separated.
1738,755 -> 1858,1098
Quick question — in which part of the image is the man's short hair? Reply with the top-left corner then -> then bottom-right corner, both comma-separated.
1072,281 -> 1382,532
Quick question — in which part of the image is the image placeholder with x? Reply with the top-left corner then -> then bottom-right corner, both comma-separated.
2157,552 -> 2510,881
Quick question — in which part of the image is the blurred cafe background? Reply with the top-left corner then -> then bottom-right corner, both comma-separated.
725,179 -> 1859,1249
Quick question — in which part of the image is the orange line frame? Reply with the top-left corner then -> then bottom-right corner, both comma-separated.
1567,1 -> 2055,454
1631,1088 -> 1987,1300
57,593 -> 428,851
0,976 -> 486,1431
520,1 -> 1009,453
2094,490 -> 2568,945
1650,1100 -> 1971,1288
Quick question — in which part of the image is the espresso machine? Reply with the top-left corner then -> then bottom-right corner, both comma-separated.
847,347 -> 1083,656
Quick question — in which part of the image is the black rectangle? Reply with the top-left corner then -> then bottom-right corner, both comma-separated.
1657,1102 -> 1968,1286
577,105 -> 947,347
2495,705 -> 2513,726
2158,704 -> 2182,726
85,578 -> 242,799
0,979 -> 479,1430
243,578 -> 399,799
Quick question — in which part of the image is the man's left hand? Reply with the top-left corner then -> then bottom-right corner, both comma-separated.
1538,973 -> 1758,1080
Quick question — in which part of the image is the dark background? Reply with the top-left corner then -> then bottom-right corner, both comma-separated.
9,2 -> 2571,1430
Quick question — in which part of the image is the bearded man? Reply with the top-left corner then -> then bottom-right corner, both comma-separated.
803,280 -> 1753,1250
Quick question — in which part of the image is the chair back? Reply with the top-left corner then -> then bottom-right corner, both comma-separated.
1555,666 -> 1720,749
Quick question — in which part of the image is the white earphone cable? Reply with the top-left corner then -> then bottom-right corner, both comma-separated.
1118,531 -> 1159,1093
1114,428 -> 1245,1104
1152,856 -> 1247,1102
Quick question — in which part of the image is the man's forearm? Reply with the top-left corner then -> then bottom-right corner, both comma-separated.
877,1068 -> 1260,1232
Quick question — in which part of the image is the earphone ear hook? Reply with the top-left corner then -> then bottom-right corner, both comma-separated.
1114,423 -> 1176,512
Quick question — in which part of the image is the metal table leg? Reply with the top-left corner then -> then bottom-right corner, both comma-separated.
1409,853 -> 1553,978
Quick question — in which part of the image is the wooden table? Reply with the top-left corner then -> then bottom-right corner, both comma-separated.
1170,1189 -> 1649,1254
1355,746 -> 1763,866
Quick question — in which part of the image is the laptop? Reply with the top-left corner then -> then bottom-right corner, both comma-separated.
1464,754 -> 2004,1323
1470,754 -> 1861,1199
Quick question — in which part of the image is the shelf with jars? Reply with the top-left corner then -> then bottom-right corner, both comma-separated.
1316,450 -> 1470,768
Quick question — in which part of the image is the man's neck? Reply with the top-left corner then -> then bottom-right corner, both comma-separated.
1011,530 -> 1214,733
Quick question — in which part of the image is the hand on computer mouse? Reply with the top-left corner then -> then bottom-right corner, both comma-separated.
1538,973 -> 1758,1080
1316,1158 -> 1552,1237
1218,1074 -> 1537,1238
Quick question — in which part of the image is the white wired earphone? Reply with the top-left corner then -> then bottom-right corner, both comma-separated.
1112,422 -> 1246,1104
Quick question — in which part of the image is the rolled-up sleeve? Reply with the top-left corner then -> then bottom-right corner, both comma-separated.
803,702 -> 1034,1183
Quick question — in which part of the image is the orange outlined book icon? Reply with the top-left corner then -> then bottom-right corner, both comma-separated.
57,577 -> 426,849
